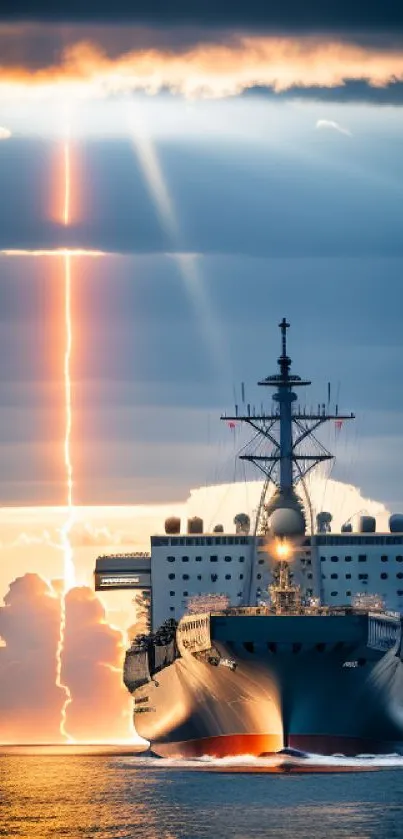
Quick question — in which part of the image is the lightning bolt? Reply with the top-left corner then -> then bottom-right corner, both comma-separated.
55,127 -> 75,742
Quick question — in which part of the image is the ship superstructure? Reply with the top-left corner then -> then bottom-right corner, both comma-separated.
95,320 -> 403,757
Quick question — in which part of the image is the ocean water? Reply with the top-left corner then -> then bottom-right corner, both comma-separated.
1,748 -> 403,839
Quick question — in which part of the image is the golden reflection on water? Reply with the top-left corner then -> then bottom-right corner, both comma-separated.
0,747 -> 164,839
0,746 -> 402,839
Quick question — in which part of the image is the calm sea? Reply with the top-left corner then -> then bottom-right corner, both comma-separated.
1,748 -> 403,839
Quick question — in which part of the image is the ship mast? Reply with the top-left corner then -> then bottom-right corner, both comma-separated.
222,318 -> 355,531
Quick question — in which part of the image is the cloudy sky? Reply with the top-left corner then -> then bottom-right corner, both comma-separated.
0,2 -> 403,531
1,0 -> 403,743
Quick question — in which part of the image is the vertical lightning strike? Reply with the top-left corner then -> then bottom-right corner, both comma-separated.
55,128 -> 75,742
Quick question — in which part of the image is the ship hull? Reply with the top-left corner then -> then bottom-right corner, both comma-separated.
132,614 -> 403,757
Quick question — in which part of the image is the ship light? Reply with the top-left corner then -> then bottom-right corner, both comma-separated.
275,540 -> 291,560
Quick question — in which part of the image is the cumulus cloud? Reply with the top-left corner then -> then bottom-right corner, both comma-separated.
0,126 -> 11,139
62,586 -> 132,741
316,118 -> 352,136
1,32 -> 403,99
0,574 -> 65,743
0,574 -> 134,743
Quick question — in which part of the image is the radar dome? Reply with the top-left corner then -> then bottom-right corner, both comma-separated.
390,514 -> 403,533
317,512 -> 332,534
269,507 -> 306,538
213,524 -> 224,533
266,489 -> 306,538
187,517 -> 203,534
165,517 -> 181,534
359,516 -> 376,533
234,513 -> 251,535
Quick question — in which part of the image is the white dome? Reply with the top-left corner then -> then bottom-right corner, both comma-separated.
268,506 -> 306,538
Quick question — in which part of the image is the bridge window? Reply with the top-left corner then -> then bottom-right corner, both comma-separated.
346,590 -> 352,596
257,573 -> 262,580
330,592 -> 338,597
397,572 -> 403,579
307,573 -> 313,579
345,556 -> 352,562
358,555 -> 367,562
210,556 -> 218,563
195,556 -> 202,562
239,556 -> 245,562
167,556 -> 175,563
380,573 -> 388,580
331,573 -> 338,579
183,591 -> 188,597
211,573 -> 218,582
321,556 -> 326,562
225,574 -> 231,580
345,573 -> 352,579
397,556 -> 403,563
358,574 -> 368,580
258,559 -> 265,564
239,574 -> 244,580
170,591 -> 175,596
381,555 -> 388,562
182,556 -> 189,562
197,574 -> 202,580
168,573 -> 175,580
182,574 -> 189,580
170,606 -> 175,612
224,556 -> 232,562
398,590 -> 403,596
331,556 -> 339,562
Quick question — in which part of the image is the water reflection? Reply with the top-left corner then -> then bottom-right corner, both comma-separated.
1,749 -> 403,838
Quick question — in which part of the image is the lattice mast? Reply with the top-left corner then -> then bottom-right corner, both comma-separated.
221,319 -> 355,528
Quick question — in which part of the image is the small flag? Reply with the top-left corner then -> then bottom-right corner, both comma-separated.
335,420 -> 343,431
227,421 -> 236,430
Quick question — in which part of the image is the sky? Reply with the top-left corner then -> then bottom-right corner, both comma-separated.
1,1 -> 403,742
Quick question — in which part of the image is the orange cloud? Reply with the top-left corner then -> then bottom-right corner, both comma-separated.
62,587 -> 132,741
1,34 -> 403,98
0,574 -> 66,743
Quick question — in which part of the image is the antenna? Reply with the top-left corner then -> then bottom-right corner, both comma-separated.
221,320 -> 355,506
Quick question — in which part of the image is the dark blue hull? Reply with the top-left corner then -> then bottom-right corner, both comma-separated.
132,613 -> 403,757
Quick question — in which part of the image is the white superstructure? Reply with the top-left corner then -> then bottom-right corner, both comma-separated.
149,532 -> 255,628
96,519 -> 403,629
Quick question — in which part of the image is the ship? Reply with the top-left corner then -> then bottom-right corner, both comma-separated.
98,319 -> 403,757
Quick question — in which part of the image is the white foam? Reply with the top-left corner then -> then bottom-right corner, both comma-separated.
117,752 -> 403,770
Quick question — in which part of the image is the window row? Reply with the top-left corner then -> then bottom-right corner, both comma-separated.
323,572 -> 403,581
167,573 -> 245,586
321,555 -> 403,563
153,536 -> 249,547
329,590 -> 403,597
167,555 -> 245,563
168,573 -> 239,581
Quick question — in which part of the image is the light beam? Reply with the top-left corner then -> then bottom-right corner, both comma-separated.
128,105 -> 230,380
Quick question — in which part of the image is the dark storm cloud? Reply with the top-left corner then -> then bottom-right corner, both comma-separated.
0,0 -> 403,28
245,79 -> 403,106
0,574 -> 65,742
